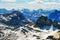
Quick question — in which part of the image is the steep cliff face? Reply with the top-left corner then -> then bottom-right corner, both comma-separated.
35,16 -> 60,30
0,11 -> 30,29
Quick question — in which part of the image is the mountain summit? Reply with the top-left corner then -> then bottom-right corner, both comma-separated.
0,11 -> 30,29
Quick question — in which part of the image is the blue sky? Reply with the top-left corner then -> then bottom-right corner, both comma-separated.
0,0 -> 59,4
0,0 -> 34,4
43,0 -> 58,2
0,0 -> 60,10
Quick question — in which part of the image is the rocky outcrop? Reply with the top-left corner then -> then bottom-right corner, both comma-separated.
35,16 -> 60,29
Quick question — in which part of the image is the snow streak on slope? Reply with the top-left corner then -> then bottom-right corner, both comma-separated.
0,8 -> 60,40
0,23 -> 59,40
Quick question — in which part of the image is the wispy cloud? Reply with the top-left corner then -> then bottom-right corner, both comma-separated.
1,0 -> 16,2
0,0 -> 60,10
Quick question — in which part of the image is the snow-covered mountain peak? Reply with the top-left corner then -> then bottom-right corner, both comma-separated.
0,22 -> 59,40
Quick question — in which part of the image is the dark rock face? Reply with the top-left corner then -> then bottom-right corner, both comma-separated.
33,35 -> 40,39
35,16 -> 60,29
0,31 -> 5,40
46,31 -> 60,40
21,28 -> 28,35
36,16 -> 52,26
46,36 -> 56,40
0,11 -> 29,29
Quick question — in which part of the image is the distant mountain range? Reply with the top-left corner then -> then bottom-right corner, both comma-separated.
0,9 -> 60,30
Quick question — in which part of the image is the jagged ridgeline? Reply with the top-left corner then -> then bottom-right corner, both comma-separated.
0,11 -> 30,29
35,16 -> 60,29
34,10 -> 60,30
0,9 -> 60,30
